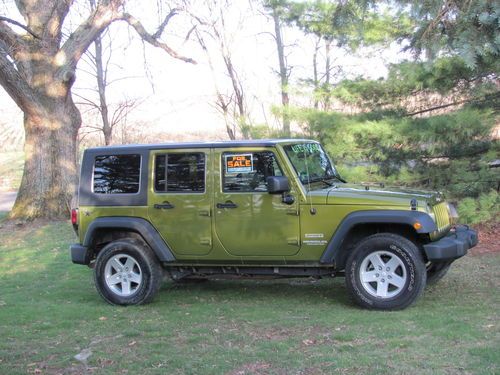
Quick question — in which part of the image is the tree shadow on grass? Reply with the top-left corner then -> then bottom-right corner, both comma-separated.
159,276 -> 354,309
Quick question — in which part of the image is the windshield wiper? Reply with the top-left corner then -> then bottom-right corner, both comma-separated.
308,177 -> 334,187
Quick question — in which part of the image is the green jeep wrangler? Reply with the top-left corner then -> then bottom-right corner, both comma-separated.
70,140 -> 478,310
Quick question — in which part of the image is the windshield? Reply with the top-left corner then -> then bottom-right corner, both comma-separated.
283,143 -> 344,190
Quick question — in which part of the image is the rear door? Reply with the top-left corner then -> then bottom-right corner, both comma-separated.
214,148 -> 301,256
148,149 -> 213,256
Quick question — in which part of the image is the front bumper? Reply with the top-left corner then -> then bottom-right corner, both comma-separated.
423,225 -> 478,261
70,244 -> 91,265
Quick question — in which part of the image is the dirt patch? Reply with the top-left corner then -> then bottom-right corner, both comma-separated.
226,362 -> 274,375
470,221 -> 500,256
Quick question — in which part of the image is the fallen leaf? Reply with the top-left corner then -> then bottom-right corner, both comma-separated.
128,341 -> 136,346
302,339 -> 315,346
99,316 -> 107,321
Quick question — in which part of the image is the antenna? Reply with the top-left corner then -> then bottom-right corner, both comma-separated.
303,146 -> 316,215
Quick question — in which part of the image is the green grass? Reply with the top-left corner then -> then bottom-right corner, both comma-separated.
0,222 -> 499,374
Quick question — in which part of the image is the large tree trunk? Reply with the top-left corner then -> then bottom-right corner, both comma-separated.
11,98 -> 80,219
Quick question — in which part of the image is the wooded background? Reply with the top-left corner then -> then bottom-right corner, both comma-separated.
0,0 -> 498,220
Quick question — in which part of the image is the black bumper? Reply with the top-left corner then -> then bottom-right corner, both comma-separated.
70,244 -> 91,265
423,226 -> 478,261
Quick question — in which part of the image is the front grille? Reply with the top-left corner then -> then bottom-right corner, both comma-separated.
433,202 -> 451,233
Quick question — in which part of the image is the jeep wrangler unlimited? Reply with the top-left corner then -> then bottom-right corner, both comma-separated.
70,140 -> 478,310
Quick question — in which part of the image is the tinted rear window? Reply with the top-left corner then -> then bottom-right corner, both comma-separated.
154,153 -> 205,193
93,154 -> 141,194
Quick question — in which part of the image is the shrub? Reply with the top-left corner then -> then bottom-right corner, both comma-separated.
457,191 -> 500,224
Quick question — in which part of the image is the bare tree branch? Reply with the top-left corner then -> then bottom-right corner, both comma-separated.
0,15 -> 39,38
152,7 -> 179,39
0,19 -> 27,51
0,41 -> 37,112
61,0 -> 123,72
119,13 -> 196,64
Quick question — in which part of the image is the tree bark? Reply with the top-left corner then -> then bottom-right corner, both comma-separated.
12,98 -> 80,219
272,8 -> 290,137
94,35 -> 113,145
323,38 -> 332,111
312,37 -> 320,110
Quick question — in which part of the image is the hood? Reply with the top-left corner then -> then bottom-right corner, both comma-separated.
324,183 -> 442,207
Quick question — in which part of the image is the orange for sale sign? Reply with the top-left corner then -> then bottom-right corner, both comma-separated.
225,154 -> 253,173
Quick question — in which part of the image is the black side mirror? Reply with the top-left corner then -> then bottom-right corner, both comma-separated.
267,176 -> 290,194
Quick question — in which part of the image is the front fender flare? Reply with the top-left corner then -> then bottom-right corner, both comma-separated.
83,217 -> 175,262
320,210 -> 436,265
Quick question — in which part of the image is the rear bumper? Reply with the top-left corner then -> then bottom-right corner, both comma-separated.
70,244 -> 91,265
423,226 -> 478,261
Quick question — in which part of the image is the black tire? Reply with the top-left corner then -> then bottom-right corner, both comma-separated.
94,238 -> 163,305
345,233 -> 427,310
426,261 -> 452,285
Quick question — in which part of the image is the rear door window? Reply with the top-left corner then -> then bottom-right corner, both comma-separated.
154,153 -> 205,193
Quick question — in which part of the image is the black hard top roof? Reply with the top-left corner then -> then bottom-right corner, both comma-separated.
85,139 -> 317,153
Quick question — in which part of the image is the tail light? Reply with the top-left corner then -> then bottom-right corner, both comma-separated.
71,208 -> 78,225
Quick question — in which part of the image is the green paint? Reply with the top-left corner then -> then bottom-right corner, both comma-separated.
76,140 -> 449,264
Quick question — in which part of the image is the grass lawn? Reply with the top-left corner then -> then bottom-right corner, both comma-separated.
0,221 -> 498,375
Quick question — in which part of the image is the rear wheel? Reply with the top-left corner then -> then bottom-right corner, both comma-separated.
94,238 -> 163,305
345,233 -> 427,310
426,261 -> 452,285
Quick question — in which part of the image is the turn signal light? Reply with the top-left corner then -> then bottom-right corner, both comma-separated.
413,221 -> 422,230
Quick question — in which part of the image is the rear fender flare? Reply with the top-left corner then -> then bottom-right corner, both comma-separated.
83,217 -> 175,262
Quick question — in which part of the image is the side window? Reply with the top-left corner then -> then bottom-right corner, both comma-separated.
222,151 -> 283,192
154,153 -> 205,193
93,154 -> 141,194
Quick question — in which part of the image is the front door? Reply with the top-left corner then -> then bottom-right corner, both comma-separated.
148,149 -> 212,256
214,149 -> 300,256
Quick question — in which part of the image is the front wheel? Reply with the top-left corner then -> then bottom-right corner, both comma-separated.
94,238 -> 163,305
345,233 -> 426,310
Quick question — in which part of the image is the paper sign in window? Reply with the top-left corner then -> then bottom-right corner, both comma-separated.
225,154 -> 253,173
